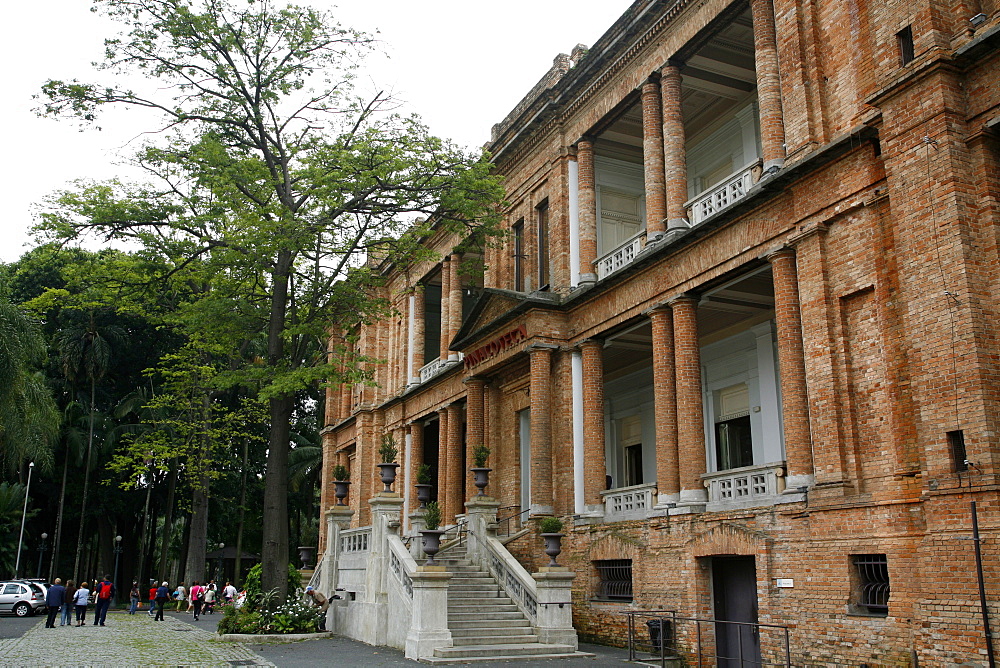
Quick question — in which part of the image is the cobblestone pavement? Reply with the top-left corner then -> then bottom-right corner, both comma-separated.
0,610 -> 274,667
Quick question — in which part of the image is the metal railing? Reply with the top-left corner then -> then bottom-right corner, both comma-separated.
624,610 -> 791,667
439,516 -> 468,549
495,505 -> 530,538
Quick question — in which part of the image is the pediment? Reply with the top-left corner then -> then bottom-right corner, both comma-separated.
452,289 -> 527,350
686,522 -> 770,558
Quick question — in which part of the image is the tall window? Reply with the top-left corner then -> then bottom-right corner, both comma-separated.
897,26 -> 914,65
620,414 -> 643,486
715,383 -> 753,470
512,218 -> 525,291
536,200 -> 549,290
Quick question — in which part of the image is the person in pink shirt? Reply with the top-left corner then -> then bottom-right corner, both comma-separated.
190,581 -> 205,621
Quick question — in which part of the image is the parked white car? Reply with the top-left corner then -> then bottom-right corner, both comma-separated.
0,581 -> 45,617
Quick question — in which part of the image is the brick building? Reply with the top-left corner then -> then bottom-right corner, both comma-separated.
320,0 -> 1000,663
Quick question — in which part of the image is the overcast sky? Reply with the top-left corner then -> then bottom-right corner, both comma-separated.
0,0 -> 632,263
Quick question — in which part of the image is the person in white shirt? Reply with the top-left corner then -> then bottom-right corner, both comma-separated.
74,583 -> 91,626
222,582 -> 237,603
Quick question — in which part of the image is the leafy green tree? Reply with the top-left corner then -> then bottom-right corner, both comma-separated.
0,482 -> 33,577
37,0 -> 504,596
0,294 -> 59,478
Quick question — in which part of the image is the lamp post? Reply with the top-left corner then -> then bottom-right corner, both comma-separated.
36,533 -> 49,579
113,535 -> 123,605
215,543 -> 225,583
14,462 -> 34,578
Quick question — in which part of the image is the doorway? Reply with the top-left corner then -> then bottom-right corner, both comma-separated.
712,556 -> 761,667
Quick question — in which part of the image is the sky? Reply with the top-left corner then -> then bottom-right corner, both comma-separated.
0,0 -> 633,263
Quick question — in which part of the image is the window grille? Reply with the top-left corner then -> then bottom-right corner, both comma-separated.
594,559 -> 633,601
853,554 -> 890,615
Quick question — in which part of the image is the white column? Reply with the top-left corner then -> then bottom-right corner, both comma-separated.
407,293 -> 416,386
403,430 -> 413,525
571,350 -> 585,514
568,158 -> 580,288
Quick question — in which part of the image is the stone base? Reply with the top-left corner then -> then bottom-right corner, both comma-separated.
216,631 -> 333,643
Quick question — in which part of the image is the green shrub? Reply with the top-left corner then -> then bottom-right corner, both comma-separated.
416,463 -> 433,485
472,443 -> 490,468
217,594 -> 321,635
379,434 -> 398,463
538,516 -> 563,534
423,501 -> 442,530
243,562 -> 304,607
332,464 -> 349,481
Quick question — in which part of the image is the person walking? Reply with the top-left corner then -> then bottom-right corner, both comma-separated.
61,580 -> 76,627
92,575 -> 114,626
174,582 -> 186,612
74,582 -> 91,626
154,582 -> 169,621
203,584 -> 216,614
222,581 -> 236,603
44,578 -> 66,628
128,582 -> 140,614
147,583 -> 157,618
190,581 -> 204,621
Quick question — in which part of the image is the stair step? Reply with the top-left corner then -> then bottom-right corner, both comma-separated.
421,650 -> 596,665
450,627 -> 536,638
431,643 -> 580,659
448,610 -> 526,620
451,634 -> 540,646
448,619 -> 532,630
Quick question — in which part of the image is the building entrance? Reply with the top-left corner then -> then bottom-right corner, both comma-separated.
712,556 -> 761,667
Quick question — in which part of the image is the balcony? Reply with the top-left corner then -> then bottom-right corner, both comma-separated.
686,160 -> 761,226
417,353 -> 464,384
595,231 -> 644,280
702,461 -> 786,511
601,482 -> 657,521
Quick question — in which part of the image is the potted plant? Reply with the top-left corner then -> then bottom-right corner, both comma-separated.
420,501 -> 445,565
538,516 -> 565,567
415,463 -> 434,508
331,465 -> 351,506
376,434 -> 400,492
469,443 -> 492,496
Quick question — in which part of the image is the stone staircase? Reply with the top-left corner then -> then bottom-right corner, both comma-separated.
419,542 -> 593,664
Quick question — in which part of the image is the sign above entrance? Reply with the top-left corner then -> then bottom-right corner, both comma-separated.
464,325 -> 528,370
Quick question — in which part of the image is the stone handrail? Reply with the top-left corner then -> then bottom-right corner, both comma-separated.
387,534 -> 416,601
482,534 -> 538,622
340,526 -> 371,553
596,231 -> 644,280
600,482 -> 657,520
686,159 -> 761,225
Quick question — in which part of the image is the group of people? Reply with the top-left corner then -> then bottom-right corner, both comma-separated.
43,576 -> 116,628
138,580 -> 239,621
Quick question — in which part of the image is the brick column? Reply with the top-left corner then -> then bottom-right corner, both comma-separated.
751,0 -> 786,172
580,340 -> 606,513
642,77 -> 667,239
647,305 -> 679,506
577,137 -> 598,284
439,259 -> 451,362
447,252 -> 463,361
410,286 -> 425,384
436,407 -> 449,517
465,377 -> 486,500
339,337 -> 354,419
766,248 -> 814,490
529,344 -> 557,515
407,421 -> 424,518
670,296 -> 707,511
445,403 -> 464,524
661,64 -> 690,231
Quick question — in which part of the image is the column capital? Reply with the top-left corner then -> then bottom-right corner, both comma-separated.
526,341 -> 560,353
576,337 -> 603,351
787,221 -> 829,246
761,244 -> 795,263
666,293 -> 698,308
463,376 -> 487,388
643,72 -> 661,86
641,303 -> 672,317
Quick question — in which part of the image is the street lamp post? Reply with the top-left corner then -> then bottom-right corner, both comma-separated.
14,462 -> 35,578
36,533 -> 49,579
113,535 -> 123,605
215,542 -> 225,583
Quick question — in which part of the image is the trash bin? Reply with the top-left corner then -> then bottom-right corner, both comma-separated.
646,618 -> 672,653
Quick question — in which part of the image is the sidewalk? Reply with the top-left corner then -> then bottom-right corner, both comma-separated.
0,609 -> 635,666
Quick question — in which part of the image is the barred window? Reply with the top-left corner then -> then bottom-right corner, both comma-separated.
594,559 -> 633,601
853,554 -> 890,615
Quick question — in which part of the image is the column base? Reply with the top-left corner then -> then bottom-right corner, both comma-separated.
578,272 -> 597,285
530,504 -> 555,517
651,492 -> 679,515
667,217 -> 690,231
762,158 -> 784,174
573,505 -> 605,524
669,489 -> 707,515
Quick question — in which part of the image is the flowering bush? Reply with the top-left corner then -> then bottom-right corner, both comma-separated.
217,593 -> 322,635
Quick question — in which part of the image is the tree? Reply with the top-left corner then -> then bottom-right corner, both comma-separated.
37,0 -> 503,596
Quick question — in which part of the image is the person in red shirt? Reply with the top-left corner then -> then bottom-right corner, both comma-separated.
147,584 -> 157,618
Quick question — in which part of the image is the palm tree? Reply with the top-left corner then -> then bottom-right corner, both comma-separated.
47,401 -> 88,581
57,312 -> 124,580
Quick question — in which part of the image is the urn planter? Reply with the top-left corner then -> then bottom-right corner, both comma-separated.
420,529 -> 446,565
377,463 -> 400,492
297,546 -> 316,569
415,483 -> 433,508
333,480 -> 351,505
470,467 -> 492,496
541,533 -> 564,567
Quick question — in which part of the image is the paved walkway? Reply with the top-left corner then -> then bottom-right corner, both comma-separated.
0,610 -> 634,666
0,611 -> 274,667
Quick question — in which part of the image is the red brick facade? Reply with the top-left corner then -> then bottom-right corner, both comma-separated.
321,0 -> 1000,664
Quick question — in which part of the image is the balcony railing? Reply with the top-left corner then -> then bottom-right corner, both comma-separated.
702,461 -> 785,511
601,482 -> 657,521
596,231 -> 644,280
686,160 -> 761,226
417,352 -> 463,384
